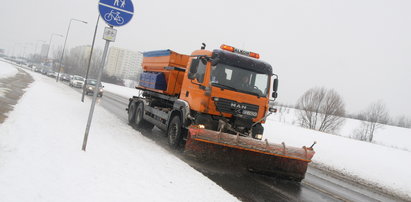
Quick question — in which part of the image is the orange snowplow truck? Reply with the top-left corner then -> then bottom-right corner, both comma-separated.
127,44 -> 315,181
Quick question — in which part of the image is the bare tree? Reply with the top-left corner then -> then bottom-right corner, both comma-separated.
52,46 -> 63,62
353,101 -> 389,142
87,48 -> 103,78
396,115 -> 411,128
53,46 -> 103,77
296,87 -> 346,133
101,73 -> 124,86
50,46 -> 63,70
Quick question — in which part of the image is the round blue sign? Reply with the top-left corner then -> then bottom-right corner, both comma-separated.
98,0 -> 134,27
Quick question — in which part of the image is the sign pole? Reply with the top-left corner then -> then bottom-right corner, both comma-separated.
82,15 -> 100,102
82,26 -> 116,151
83,0 -> 133,151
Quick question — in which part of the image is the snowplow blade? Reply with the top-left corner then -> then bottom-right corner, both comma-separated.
184,126 -> 315,182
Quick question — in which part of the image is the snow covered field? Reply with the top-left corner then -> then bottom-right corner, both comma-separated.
0,68 -> 237,201
264,117 -> 411,199
0,60 -> 18,79
1,64 -> 411,200
272,107 -> 411,152
267,108 -> 411,199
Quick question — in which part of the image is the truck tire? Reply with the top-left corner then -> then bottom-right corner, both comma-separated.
128,102 -> 137,125
135,103 -> 154,130
167,115 -> 183,149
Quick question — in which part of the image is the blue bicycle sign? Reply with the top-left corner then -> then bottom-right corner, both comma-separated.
98,0 -> 134,27
104,10 -> 124,25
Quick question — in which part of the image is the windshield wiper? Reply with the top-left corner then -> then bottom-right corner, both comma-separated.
211,83 -> 238,91
212,83 -> 261,98
246,91 -> 261,98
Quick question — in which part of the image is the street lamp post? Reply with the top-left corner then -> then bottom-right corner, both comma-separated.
56,18 -> 87,82
46,33 -> 63,64
81,15 -> 100,102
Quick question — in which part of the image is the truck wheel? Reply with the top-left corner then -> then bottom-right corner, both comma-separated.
128,102 -> 136,125
135,103 -> 154,130
167,115 -> 183,149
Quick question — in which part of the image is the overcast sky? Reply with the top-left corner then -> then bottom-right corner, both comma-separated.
1,0 -> 410,118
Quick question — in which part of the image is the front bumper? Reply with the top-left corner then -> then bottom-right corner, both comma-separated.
73,83 -> 83,88
86,88 -> 103,96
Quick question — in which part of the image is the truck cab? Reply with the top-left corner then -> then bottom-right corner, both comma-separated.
180,45 -> 277,139
130,44 -> 278,147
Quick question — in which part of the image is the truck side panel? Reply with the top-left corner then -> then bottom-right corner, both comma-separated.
143,105 -> 169,131
140,50 -> 189,96
143,50 -> 189,69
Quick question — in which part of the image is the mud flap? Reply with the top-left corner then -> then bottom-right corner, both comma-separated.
184,126 -> 315,182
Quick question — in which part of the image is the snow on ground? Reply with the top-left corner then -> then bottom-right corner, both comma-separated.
102,82 -> 141,98
100,84 -> 411,199
263,120 -> 411,199
0,71 -> 238,202
265,108 -> 411,198
271,107 -> 411,152
2,64 -> 411,200
0,60 -> 18,79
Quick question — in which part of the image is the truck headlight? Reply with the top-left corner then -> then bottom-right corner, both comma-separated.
255,134 -> 263,140
99,89 -> 103,92
88,87 -> 92,90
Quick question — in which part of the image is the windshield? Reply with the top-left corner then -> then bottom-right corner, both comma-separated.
74,76 -> 85,81
210,63 -> 269,97
87,79 -> 102,87
87,80 -> 97,85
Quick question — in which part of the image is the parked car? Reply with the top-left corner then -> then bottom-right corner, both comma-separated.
85,79 -> 104,97
33,66 -> 42,73
60,73 -> 71,82
40,67 -> 51,75
46,70 -> 58,78
69,75 -> 85,88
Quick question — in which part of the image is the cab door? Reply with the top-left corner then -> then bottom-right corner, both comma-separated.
180,58 -> 211,113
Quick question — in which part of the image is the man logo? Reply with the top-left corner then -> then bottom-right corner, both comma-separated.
231,103 -> 247,110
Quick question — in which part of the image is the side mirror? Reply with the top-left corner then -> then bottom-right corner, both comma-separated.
269,107 -> 277,113
271,92 -> 278,99
188,59 -> 199,80
273,78 -> 278,92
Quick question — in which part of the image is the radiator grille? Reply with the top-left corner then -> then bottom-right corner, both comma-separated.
215,98 -> 259,117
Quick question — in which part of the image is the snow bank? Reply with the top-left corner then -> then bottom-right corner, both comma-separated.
0,60 -> 18,79
102,82 -> 141,98
263,121 -> 411,198
271,107 -> 411,151
267,108 -> 411,198
0,73 -> 238,202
